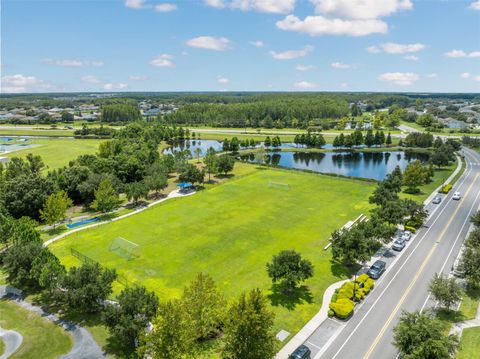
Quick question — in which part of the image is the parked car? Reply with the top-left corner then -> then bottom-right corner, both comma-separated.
367,260 -> 386,279
289,344 -> 311,359
452,191 -> 461,200
401,231 -> 412,241
392,238 -> 406,251
432,196 -> 442,204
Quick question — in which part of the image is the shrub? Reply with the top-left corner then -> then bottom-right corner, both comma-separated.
328,309 -> 335,317
439,184 -> 452,194
404,225 -> 417,233
329,298 -> 354,319
356,273 -> 370,284
331,293 -> 338,303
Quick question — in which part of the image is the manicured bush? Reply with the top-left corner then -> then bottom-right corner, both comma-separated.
404,225 -> 417,233
328,309 -> 335,317
331,293 -> 338,303
329,298 -> 354,319
356,273 -> 370,284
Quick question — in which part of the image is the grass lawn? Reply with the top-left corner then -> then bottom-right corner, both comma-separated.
459,288 -> 480,321
0,337 -> 4,356
50,165 -> 374,338
5,138 -> 103,170
456,327 -> 480,359
0,300 -> 73,359
0,128 -> 75,137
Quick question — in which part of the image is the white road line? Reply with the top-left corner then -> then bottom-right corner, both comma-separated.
326,158 -> 474,359
307,341 -> 322,350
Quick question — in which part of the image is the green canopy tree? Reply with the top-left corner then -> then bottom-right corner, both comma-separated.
216,154 -> 235,175
91,178 -> 122,213
428,274 -> 462,310
266,250 -> 314,292
40,190 -> 73,228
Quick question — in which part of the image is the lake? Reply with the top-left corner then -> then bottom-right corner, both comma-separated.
240,151 -> 429,181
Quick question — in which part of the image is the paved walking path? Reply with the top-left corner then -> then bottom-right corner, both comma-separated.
450,303 -> 480,337
0,328 -> 23,359
45,188 -> 196,247
0,285 -> 105,359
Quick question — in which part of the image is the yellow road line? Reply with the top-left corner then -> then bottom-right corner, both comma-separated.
363,173 -> 480,359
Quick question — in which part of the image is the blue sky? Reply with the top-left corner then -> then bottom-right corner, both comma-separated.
1,0 -> 480,93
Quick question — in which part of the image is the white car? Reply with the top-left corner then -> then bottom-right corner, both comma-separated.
452,192 -> 461,200
401,231 -> 412,241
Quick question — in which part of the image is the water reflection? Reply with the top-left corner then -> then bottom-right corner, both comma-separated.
240,151 -> 429,181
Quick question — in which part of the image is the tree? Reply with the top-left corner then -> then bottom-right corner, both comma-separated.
103,285 -> 159,351
139,299 -> 196,359
264,136 -> 271,148
182,273 -> 226,340
216,154 -> 235,175
178,164 -> 204,185
40,190 -> 73,228
393,311 -> 458,359
194,147 -> 202,163
125,182 -> 149,205
266,250 -> 314,291
403,160 -> 427,194
471,210 -> 480,228
430,149 -> 450,168
221,289 -> 276,359
364,130 -> 374,147
203,147 -> 218,182
386,132 -> 392,146
91,179 -> 121,213
145,173 -> 168,196
428,274 -> 462,310
61,111 -> 74,122
60,262 -> 117,313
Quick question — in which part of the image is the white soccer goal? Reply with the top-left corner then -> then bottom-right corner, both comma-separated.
109,237 -> 140,260
268,182 -> 291,191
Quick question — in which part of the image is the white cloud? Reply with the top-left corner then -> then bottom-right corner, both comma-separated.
331,61 -> 350,69
276,15 -> 387,37
445,49 -> 480,58
81,75 -> 101,84
367,42 -> 425,55
204,0 -> 225,8
103,83 -> 129,90
186,36 -> 231,51
129,75 -> 148,81
42,58 -> 104,67
150,54 -> 175,67
293,81 -> 318,89
1,74 -> 49,93
378,72 -> 419,86
296,64 -> 315,71
475,76 -> 480,81
470,1 -> 480,10
340,82 -> 349,89
250,40 -> 264,47
426,73 -> 438,78
310,0 -> 413,20
269,45 -> 313,60
461,72 -> 471,79
217,77 -> 229,84
154,3 -> 178,12
125,0 -> 145,9
205,0 -> 295,13
404,55 -> 419,61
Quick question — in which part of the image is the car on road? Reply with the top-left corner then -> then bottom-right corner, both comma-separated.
367,260 -> 386,279
452,191 -> 461,200
401,231 -> 412,241
392,238 -> 406,251
432,196 -> 442,204
289,344 -> 311,359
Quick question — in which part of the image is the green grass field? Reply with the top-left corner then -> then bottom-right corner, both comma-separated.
0,300 -> 72,359
4,138 -> 103,170
50,166 -> 374,336
456,327 -> 480,359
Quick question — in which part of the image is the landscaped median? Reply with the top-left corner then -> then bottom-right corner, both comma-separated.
328,274 -> 375,319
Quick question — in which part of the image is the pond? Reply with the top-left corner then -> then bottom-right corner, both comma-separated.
240,151 -> 429,181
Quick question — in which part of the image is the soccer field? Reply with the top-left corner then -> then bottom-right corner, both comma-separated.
50,167 -> 374,334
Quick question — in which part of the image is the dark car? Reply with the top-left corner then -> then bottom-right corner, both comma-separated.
289,344 -> 311,359
367,260 -> 386,279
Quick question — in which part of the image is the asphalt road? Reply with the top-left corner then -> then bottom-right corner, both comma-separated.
306,147 -> 480,359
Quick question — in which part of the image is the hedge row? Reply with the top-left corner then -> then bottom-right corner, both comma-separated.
328,274 -> 375,319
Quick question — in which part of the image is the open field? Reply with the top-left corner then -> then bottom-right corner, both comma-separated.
50,166 -> 375,336
457,327 -> 480,359
4,138 -> 103,170
0,300 -> 72,359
